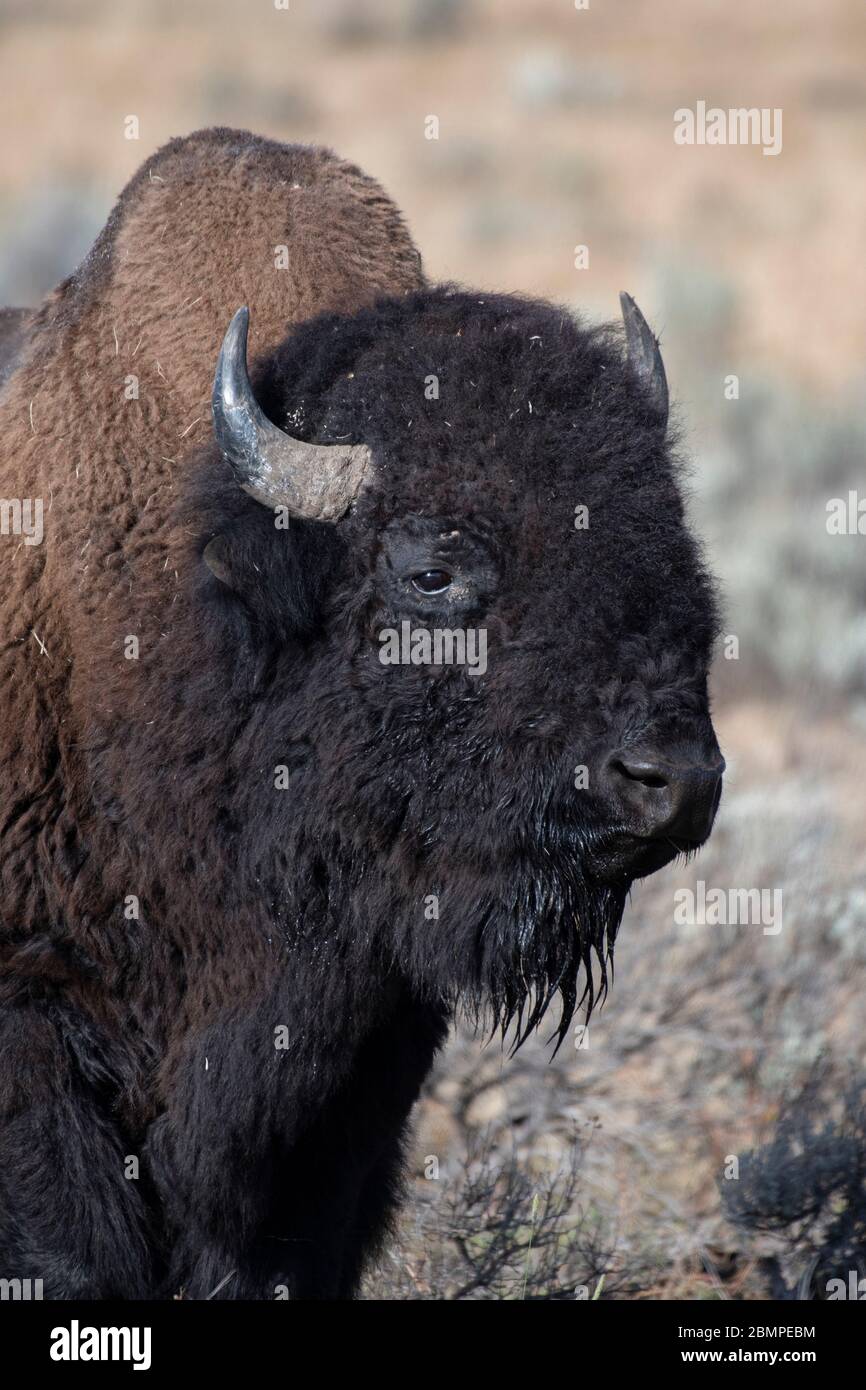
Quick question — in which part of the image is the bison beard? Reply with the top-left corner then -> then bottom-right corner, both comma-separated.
339,757 -> 629,1049
275,811 -> 626,1051
0,129 -> 722,1300
403,844 -> 627,1049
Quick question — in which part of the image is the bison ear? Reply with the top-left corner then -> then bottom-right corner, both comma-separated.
619,292 -> 669,430
201,532 -> 265,596
200,519 -> 340,640
202,535 -> 237,588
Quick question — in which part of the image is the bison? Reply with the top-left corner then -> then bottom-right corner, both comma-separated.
0,128 -> 723,1299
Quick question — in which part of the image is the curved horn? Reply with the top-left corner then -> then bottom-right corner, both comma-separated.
212,306 -> 372,522
619,292 -> 668,428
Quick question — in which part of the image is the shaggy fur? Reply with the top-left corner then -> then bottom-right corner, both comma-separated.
0,128 -> 720,1300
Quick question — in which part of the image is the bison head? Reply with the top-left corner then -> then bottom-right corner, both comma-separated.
198,287 -> 723,1045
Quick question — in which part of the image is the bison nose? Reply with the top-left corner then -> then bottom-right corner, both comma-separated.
603,747 -> 725,844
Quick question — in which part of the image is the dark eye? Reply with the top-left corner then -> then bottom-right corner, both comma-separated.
410,569 -> 453,595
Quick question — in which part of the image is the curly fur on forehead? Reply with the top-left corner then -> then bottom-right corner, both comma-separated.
257,283 -> 659,459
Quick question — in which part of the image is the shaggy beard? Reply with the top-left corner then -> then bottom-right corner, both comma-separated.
274,810 -> 628,1053
468,856 -> 626,1053
383,831 -> 629,1054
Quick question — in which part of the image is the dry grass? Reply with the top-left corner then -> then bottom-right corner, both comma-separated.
378,698 -> 866,1298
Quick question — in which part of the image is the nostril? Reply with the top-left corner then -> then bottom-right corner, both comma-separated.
610,757 -> 668,791
602,745 -> 724,844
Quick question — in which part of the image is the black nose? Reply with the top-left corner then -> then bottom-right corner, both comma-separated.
603,746 -> 725,844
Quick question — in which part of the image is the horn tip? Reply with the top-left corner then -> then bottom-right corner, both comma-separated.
619,291 -> 644,328
619,291 -> 660,346
219,307 -> 252,374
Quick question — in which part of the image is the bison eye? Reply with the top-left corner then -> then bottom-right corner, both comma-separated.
410,569 -> 453,595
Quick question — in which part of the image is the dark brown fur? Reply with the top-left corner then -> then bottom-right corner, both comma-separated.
1,126 -> 422,935
0,128 -> 424,1299
0,128 -> 721,1301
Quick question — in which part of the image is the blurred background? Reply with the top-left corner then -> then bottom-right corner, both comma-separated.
2,0 -> 864,1297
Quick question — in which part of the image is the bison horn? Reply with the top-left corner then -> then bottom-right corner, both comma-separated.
212,306 -> 372,522
619,292 -> 669,428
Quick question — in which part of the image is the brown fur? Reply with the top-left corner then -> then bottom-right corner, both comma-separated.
0,130 -> 424,1296
0,126 -> 422,938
